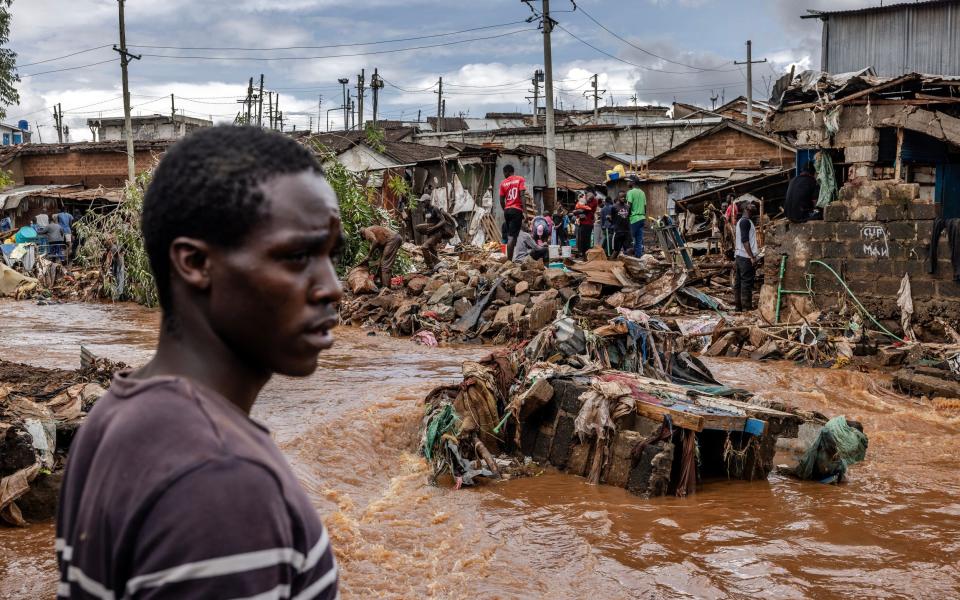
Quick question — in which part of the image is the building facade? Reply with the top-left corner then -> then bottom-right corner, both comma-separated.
87,114 -> 212,142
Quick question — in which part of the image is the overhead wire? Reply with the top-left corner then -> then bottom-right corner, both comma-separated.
16,45 -> 113,69
127,20 -> 529,51
573,3 -> 738,73
135,28 -> 535,61
20,58 -> 119,78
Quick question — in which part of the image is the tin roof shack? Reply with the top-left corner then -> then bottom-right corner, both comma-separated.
765,71 -> 960,325
87,114 -> 211,142
671,97 -> 773,124
803,0 -> 960,77
607,120 -> 795,220
1,185 -> 122,228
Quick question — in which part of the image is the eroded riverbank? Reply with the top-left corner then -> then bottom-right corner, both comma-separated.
1,299 -> 958,599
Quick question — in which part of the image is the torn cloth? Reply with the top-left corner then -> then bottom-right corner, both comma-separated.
573,380 -> 634,443
896,273 -> 917,342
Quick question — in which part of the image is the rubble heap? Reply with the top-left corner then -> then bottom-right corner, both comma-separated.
0,351 -> 123,526
417,309 -> 867,497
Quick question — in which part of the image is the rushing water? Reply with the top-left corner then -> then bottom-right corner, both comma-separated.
1,299 -> 959,599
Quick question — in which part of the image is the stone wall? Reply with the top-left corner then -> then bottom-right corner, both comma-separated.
765,180 -> 958,323
414,122 -> 714,157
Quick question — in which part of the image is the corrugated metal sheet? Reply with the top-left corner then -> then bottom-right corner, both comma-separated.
824,1 -> 960,76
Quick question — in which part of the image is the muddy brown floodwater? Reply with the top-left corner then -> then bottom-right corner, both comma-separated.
1,298 -> 959,599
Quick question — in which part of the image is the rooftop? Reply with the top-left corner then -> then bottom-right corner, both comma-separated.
802,0 -> 960,19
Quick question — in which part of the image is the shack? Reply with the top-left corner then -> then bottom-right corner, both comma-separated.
765,70 -> 960,323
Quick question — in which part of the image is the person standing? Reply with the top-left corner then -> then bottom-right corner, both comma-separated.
45,218 -> 65,262
357,225 -> 403,288
417,204 -> 457,269
55,127 -> 339,600
499,164 -> 527,260
573,190 -> 598,258
627,178 -> 647,257
592,185 -> 607,253
599,195 -> 616,256
54,207 -> 75,264
611,193 -> 632,257
734,202 -> 759,312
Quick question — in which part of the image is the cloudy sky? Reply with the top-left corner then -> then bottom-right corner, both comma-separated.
7,0 -> 875,141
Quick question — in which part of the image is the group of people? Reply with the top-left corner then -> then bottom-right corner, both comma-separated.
498,166 -> 649,263
9,207 -> 76,263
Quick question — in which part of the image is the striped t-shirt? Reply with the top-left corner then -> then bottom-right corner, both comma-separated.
55,373 -> 338,600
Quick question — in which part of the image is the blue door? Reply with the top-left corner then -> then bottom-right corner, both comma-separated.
936,164 -> 960,219
2,133 -> 8,145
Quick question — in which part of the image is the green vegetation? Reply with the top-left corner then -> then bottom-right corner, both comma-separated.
0,1 -> 19,121
75,171 -> 160,307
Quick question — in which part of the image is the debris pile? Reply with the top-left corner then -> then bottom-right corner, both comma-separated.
0,351 -> 123,526
416,309 -> 863,497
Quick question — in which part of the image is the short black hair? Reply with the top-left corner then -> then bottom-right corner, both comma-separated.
503,164 -> 514,176
803,160 -> 816,174
143,126 -> 323,311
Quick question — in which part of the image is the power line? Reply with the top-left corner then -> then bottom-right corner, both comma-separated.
16,45 -> 113,69
20,58 -> 119,78
573,3 -> 738,73
127,20 -> 528,51
135,28 -> 535,61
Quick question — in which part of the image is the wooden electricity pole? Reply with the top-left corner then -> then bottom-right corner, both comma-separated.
114,0 -> 141,183
436,76 -> 443,133
734,40 -> 767,126
257,74 -> 264,127
541,0 -> 557,211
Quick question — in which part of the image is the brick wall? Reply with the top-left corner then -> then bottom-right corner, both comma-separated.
649,129 -> 790,170
414,122 -> 713,157
765,179 -> 957,323
22,150 -> 156,187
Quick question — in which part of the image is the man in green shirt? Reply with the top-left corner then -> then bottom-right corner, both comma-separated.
627,178 -> 646,256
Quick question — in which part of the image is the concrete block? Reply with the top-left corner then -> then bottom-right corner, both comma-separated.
845,145 -> 879,163
911,202 -> 938,221
875,204 -> 904,222
548,415 -> 576,468
911,279 -> 937,298
849,205 -> 877,221
887,221 -> 917,241
937,280 -> 960,298
796,130 -> 824,145
918,185 -> 935,202
824,203 -> 848,222
850,164 -> 873,179
893,183 -> 920,202
912,171 -> 936,184
875,277 -> 902,296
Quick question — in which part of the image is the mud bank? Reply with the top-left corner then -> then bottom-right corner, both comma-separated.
1,299 -> 958,599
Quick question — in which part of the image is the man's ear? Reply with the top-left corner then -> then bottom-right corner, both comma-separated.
169,237 -> 212,293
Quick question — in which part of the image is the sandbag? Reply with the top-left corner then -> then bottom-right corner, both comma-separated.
346,266 -> 378,295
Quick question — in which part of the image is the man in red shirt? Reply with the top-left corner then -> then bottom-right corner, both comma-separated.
499,164 -> 527,260
574,190 -> 598,258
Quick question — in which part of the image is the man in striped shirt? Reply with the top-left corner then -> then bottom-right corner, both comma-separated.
56,126 -> 341,599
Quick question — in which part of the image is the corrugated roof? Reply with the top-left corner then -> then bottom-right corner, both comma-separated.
379,140 -> 455,164
515,144 -> 608,188
1,184 -> 73,211
803,0 -> 959,19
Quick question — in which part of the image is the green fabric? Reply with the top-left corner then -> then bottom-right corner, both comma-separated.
627,188 -> 646,223
795,415 -> 868,481
815,152 -> 837,208
423,403 -> 459,461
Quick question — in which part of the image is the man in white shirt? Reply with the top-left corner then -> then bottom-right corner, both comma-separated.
734,202 -> 759,312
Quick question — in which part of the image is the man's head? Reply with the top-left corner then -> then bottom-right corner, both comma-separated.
503,164 -> 515,178
142,126 -> 343,377
803,160 -> 816,175
628,178 -> 638,189
742,202 -> 756,217
424,183 -> 433,194
618,191 -> 627,202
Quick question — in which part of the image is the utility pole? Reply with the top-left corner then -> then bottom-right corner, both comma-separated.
170,94 -> 177,137
114,0 -> 141,183
257,74 -> 264,127
540,0 -> 558,212
268,92 -> 273,129
338,78 -> 349,130
631,94 -> 639,170
356,69 -> 365,130
53,104 -> 63,143
371,69 -> 383,126
317,95 -> 322,133
528,68 -> 543,126
584,73 -> 605,125
435,76 -> 443,133
734,40 -> 767,126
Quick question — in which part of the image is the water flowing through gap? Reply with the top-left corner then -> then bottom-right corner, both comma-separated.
1,299 -> 958,598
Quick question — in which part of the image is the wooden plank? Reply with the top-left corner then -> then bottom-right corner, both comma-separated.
634,400 -> 704,432
700,414 -> 747,432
